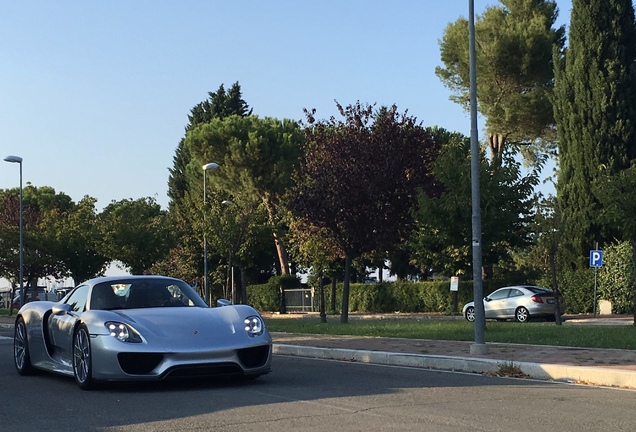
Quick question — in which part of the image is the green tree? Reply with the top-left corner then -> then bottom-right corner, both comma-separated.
185,114 -> 305,276
411,127 -> 539,280
436,0 -> 565,166
553,0 -> 636,268
594,166 -> 636,323
0,186 -> 74,305
51,196 -> 109,284
286,217 -> 341,322
98,197 -> 173,274
289,102 -> 440,323
166,82 -> 253,286
169,82 -> 252,215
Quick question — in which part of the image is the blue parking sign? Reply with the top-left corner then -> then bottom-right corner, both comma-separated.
590,250 -> 603,267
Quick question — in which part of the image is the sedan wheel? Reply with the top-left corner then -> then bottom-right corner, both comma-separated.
464,306 -> 476,322
73,325 -> 95,390
515,307 -> 530,323
14,318 -> 34,375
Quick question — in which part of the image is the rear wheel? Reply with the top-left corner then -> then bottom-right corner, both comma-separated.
73,325 -> 96,390
515,307 -> 529,323
464,306 -> 476,322
14,318 -> 34,375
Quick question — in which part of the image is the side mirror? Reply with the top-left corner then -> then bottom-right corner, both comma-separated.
216,298 -> 232,307
484,297 -> 491,302
52,303 -> 72,315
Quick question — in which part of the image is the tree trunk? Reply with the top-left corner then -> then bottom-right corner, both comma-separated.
330,276 -> 337,314
240,266 -> 247,305
319,269 -> 326,323
341,253 -> 352,324
482,264 -> 493,281
487,132 -> 507,168
550,248 -> 562,325
264,199 -> 290,275
225,252 -> 232,301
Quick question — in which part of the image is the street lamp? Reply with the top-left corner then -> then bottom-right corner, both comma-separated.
468,0 -> 487,354
202,162 -> 219,305
4,155 -> 24,307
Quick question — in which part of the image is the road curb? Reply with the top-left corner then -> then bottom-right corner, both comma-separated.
273,344 -> 636,389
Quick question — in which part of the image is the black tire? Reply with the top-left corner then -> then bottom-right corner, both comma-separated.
464,306 -> 476,322
515,307 -> 530,323
14,318 -> 35,376
73,324 -> 95,390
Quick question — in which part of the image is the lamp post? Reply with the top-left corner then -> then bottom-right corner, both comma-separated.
202,162 -> 219,305
4,155 -> 24,306
468,0 -> 487,354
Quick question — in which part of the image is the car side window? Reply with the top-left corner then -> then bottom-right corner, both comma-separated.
65,285 -> 89,313
489,289 -> 510,300
509,289 -> 524,297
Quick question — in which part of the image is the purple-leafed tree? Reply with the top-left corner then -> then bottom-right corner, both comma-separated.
289,102 -> 441,323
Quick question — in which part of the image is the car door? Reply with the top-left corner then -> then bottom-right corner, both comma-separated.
505,288 -> 525,317
49,285 -> 89,364
483,289 -> 510,319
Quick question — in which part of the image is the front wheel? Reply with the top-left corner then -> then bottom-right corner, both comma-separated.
464,306 -> 476,322
515,307 -> 530,323
73,324 -> 96,390
14,318 -> 35,375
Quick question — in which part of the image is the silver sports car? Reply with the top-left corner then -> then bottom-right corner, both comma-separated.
13,275 -> 272,389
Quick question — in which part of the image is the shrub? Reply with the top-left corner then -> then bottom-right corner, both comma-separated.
247,275 -> 301,312
599,241 -> 635,314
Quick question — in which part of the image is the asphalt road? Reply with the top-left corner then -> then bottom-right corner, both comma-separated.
1,338 -> 636,432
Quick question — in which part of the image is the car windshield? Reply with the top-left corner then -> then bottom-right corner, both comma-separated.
90,279 -> 207,310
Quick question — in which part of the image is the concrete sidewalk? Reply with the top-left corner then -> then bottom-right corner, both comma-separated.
271,314 -> 636,390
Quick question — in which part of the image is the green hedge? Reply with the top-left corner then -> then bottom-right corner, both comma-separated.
247,275 -> 301,312
249,278 -> 503,314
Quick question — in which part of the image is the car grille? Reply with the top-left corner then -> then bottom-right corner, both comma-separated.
118,352 -> 164,374
164,363 -> 243,378
237,345 -> 270,368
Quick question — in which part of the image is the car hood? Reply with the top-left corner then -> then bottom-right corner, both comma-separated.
88,306 -> 269,347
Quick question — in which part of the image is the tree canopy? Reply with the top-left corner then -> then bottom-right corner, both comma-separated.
436,0 -> 565,166
289,102 -> 441,322
553,0 -> 636,266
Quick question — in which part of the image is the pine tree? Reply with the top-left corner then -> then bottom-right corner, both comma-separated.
553,0 -> 636,267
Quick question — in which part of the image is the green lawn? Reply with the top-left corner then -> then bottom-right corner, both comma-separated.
264,318 -> 636,350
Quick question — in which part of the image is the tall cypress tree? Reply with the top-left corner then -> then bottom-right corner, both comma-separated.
168,82 -> 252,212
553,0 -> 636,266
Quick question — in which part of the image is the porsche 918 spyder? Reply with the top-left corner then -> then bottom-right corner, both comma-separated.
13,275 -> 272,389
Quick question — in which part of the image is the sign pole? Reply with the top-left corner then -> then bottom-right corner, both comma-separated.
589,243 -> 602,317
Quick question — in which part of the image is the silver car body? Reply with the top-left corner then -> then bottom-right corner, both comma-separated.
462,285 -> 565,322
14,275 -> 272,387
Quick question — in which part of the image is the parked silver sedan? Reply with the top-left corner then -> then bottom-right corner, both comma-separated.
462,285 -> 565,323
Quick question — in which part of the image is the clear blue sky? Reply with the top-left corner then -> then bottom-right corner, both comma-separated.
1,1 -> 571,211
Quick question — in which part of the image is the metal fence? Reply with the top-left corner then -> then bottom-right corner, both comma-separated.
284,288 -> 314,312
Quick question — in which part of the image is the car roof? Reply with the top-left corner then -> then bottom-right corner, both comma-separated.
498,285 -> 551,292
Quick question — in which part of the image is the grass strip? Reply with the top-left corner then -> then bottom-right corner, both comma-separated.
265,318 -> 636,350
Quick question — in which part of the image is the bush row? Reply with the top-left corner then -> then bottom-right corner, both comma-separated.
248,278 -> 507,314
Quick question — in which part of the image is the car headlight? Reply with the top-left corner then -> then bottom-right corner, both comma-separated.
105,322 -> 142,343
244,315 -> 264,336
